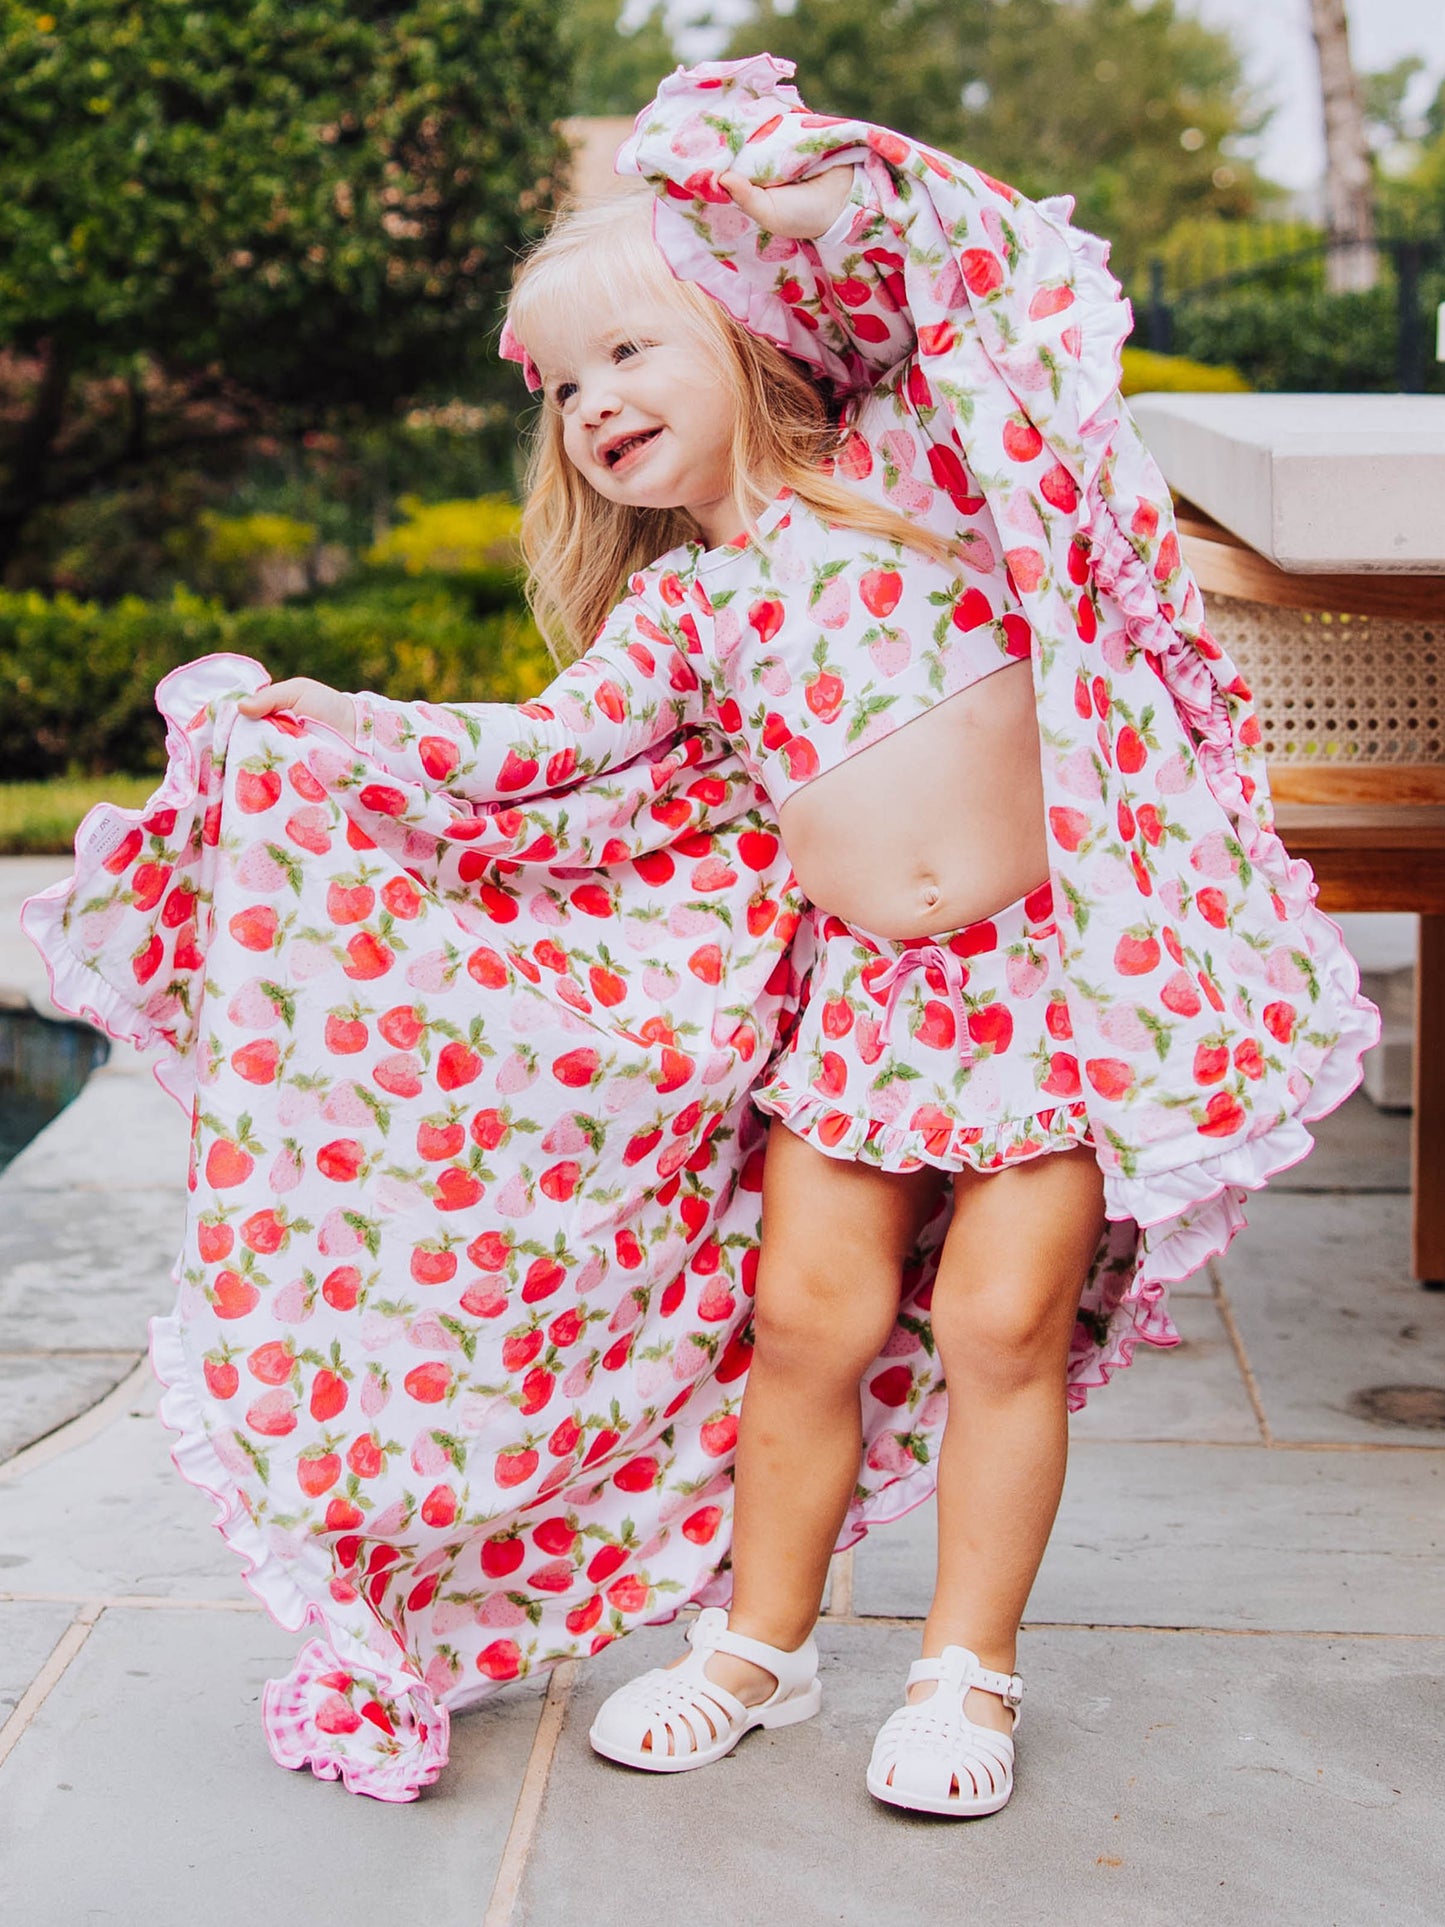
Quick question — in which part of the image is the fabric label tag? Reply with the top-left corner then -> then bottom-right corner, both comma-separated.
84,815 -> 133,862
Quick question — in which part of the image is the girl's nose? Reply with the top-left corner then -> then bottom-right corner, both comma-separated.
579,381 -> 623,429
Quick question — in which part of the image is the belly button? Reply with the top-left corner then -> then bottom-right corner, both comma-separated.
922,882 -> 941,908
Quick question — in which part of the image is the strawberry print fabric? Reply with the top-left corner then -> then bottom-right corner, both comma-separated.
617,52 -> 1376,1262
756,885 -> 1095,1173
21,56 -> 1376,1803
20,653 -> 956,1802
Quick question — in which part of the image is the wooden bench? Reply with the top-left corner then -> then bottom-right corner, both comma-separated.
1177,505 -> 1445,1285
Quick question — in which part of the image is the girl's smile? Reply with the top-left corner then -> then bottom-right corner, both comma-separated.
599,424 -> 665,472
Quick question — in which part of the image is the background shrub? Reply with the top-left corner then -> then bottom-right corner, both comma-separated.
1167,271 -> 1445,393
0,584 -> 552,779
1120,347 -> 1250,394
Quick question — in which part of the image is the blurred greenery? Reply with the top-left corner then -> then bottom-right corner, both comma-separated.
1139,217 -> 1328,300
1,0 -> 1441,658
0,497 -> 554,774
367,494 -> 521,576
0,771 -> 157,855
1390,75 -> 1445,227
1119,348 -> 1248,395
563,0 -> 678,116
0,0 -> 569,573
1170,268 -> 1445,394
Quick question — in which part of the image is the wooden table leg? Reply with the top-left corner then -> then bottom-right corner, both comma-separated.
1412,915 -> 1445,1287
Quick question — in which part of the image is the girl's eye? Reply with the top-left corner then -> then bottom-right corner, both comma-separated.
549,341 -> 648,407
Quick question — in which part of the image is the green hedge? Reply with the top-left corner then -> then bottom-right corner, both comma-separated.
1168,278 -> 1445,393
0,584 -> 553,779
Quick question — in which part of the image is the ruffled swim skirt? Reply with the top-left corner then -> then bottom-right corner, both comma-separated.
754,880 -> 1094,1173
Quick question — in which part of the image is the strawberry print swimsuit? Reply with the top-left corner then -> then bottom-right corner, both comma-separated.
21,55 -> 1376,1802
754,885 -> 1093,1172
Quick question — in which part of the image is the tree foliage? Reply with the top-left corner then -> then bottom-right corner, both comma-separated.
0,1 -> 572,403
725,0 -> 1265,273
1361,56 -> 1426,155
1377,73 -> 1445,227
563,0 -> 678,117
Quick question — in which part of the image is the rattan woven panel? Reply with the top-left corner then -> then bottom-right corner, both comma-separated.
1206,594 -> 1444,765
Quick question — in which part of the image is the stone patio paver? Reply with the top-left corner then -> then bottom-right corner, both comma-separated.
1265,1085 -> 1410,1194
1067,1294 -> 1262,1444
0,1606 -> 546,1927
0,1602 -> 77,1719
1215,1190 -> 1445,1446
0,1384 -> 246,1601
0,1352 -> 143,1461
517,1620 -> 1445,1927
0,923 -> 185,1448
851,1445 -> 1445,1634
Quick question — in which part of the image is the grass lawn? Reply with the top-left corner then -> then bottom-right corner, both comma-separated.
0,775 -> 160,855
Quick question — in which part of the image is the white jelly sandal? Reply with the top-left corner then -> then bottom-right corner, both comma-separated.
588,1606 -> 821,1773
867,1645 -> 1023,1817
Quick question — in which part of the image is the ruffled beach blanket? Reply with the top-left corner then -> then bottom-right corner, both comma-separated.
22,55 -> 1376,1799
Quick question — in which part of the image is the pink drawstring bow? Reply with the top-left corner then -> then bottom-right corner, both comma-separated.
866,943 -> 975,1062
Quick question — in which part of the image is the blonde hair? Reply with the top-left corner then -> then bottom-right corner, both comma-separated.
506,195 -> 960,662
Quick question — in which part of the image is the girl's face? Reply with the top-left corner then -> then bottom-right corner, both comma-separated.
523,295 -> 743,545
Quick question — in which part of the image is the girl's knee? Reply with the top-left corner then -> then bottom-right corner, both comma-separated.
751,1251 -> 899,1383
931,1278 -> 1073,1393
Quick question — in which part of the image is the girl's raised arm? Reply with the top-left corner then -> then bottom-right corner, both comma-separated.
623,60 -> 1128,515
718,160 -> 917,382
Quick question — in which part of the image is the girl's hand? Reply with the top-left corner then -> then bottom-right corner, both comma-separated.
717,164 -> 854,241
238,677 -> 357,744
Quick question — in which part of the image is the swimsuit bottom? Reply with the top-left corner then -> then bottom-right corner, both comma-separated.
754,880 -> 1094,1174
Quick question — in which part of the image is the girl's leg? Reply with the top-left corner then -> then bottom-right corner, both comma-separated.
922,1145 -> 1106,1733
702,1123 -> 941,1705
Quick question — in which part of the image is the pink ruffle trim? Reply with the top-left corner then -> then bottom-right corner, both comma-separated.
262,1639 -> 450,1804
1104,954 -> 1378,1289
754,1077 -> 1094,1174
1083,496 -> 1381,1157
1064,1230 -> 1182,1413
15,653 -> 268,1111
1024,201 -> 1132,504
1082,488 -> 1380,1288
152,1287 -> 451,1801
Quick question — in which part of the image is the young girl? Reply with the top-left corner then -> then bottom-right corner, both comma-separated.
24,55 -> 1375,1810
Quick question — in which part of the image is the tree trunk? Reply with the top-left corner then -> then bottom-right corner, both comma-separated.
1308,0 -> 1377,293
0,339 -> 71,579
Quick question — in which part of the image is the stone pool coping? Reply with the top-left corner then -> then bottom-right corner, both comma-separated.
0,858 -> 188,1463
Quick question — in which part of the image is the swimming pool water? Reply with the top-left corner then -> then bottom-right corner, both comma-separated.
0,1007 -> 110,1172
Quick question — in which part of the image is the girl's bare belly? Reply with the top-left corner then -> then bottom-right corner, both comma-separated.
776,660 -> 1049,939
